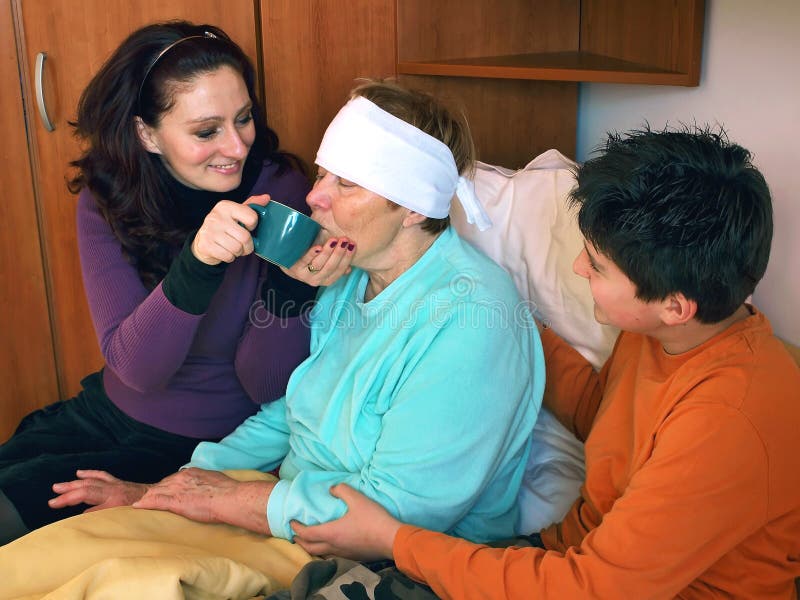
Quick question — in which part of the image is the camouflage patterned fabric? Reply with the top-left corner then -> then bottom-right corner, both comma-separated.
267,534 -> 544,600
266,556 -> 439,600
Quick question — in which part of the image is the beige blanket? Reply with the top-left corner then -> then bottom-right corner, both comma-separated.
0,471 -> 313,600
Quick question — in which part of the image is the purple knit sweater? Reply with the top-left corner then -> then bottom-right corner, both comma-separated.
76,161 -> 311,439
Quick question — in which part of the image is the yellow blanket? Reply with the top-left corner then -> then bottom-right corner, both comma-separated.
0,471 -> 313,600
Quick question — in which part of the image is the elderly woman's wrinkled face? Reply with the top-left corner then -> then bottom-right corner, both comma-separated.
306,167 -> 407,267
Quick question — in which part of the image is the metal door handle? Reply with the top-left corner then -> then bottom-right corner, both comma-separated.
35,52 -> 55,132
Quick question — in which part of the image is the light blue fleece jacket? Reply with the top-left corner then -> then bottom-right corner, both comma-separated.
189,227 -> 544,542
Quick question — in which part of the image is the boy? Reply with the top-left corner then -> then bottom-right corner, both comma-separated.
289,126 -> 800,599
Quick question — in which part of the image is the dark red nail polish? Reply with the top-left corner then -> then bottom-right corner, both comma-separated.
347,243 -> 355,251
329,240 -> 337,248
340,240 -> 348,248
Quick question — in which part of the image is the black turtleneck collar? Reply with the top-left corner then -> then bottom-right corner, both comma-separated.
164,151 -> 264,230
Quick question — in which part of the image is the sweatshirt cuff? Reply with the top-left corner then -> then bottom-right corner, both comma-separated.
394,525 -> 426,577
261,263 -> 318,318
162,232 -> 228,315
266,478 -> 292,540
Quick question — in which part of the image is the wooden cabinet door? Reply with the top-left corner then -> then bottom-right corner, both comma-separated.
260,0 -> 396,168
0,2 -> 58,442
11,0 -> 261,401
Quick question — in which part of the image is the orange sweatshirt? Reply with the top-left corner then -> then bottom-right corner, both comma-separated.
394,308 -> 800,599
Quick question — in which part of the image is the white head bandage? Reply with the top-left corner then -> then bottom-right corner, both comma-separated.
315,96 -> 492,231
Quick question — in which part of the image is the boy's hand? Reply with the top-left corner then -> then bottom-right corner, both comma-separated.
291,483 -> 401,561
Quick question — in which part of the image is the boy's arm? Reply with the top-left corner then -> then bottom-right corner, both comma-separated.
540,327 -> 608,441
394,401 -> 768,599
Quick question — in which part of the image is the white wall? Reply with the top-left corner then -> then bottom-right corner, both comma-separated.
575,0 -> 800,344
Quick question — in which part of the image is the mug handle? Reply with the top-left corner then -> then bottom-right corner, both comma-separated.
247,204 -> 266,253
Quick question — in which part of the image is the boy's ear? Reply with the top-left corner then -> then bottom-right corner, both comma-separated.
135,116 -> 162,155
661,292 -> 697,326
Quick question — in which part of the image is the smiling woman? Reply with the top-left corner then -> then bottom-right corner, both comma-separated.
135,65 -> 256,192
0,21 -> 316,544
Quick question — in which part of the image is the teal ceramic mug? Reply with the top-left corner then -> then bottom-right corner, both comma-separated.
249,201 -> 321,268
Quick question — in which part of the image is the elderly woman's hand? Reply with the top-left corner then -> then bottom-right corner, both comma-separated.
49,470 -> 149,512
282,237 -> 355,287
132,467 -> 275,535
291,483 -> 401,561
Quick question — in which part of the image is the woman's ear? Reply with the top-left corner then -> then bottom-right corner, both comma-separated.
135,116 -> 161,155
660,292 -> 697,326
401,210 -> 427,228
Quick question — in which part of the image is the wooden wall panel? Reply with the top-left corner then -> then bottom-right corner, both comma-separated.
400,76 -> 577,169
0,2 -> 58,441
397,0 -> 580,61
581,0 -> 705,84
396,0 -> 579,167
260,0 -> 396,171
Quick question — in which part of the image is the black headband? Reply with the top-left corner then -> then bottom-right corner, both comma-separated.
137,31 -> 218,113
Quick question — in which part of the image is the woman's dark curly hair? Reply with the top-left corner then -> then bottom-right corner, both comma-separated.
68,21 -> 296,289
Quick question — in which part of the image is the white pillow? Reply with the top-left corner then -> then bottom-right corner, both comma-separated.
451,149 -> 620,533
452,148 -> 618,369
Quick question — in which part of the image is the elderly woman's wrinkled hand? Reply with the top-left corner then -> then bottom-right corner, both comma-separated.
282,236 -> 355,287
132,467 -> 274,535
132,467 -> 237,523
49,470 -> 149,513
291,483 -> 401,561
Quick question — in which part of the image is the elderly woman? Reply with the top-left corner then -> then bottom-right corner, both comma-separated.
1,81 -> 543,595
